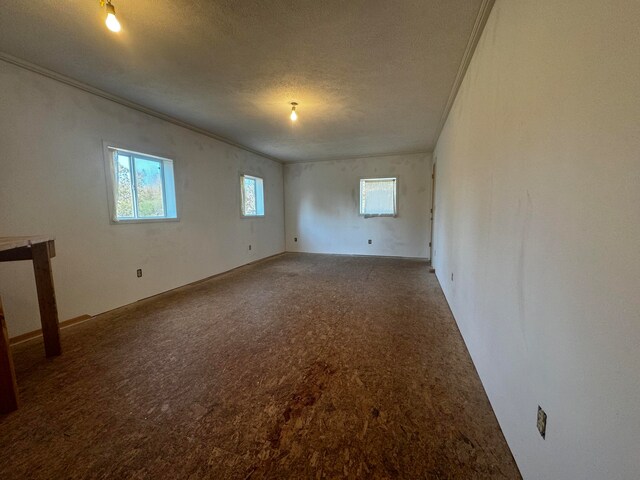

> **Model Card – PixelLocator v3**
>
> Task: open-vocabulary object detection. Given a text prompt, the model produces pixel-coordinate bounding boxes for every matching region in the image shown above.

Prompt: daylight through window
[241,174,265,217]
[108,147,177,222]
[359,177,397,216]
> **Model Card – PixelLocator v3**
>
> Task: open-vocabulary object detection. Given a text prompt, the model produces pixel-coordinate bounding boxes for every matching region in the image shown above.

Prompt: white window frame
[359,177,398,217]
[240,173,265,218]
[103,142,179,224]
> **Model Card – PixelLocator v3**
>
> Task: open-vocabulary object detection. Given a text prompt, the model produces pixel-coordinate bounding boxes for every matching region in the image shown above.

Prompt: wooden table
[0,236,61,413]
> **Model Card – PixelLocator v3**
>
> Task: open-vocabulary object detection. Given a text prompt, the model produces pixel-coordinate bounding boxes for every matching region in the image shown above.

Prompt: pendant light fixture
[101,0,121,32]
[290,102,298,122]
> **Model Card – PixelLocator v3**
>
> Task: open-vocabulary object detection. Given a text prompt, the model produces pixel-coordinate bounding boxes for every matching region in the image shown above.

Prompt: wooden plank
[0,246,33,262]
[0,296,19,413]
[31,241,62,357]
[0,236,54,253]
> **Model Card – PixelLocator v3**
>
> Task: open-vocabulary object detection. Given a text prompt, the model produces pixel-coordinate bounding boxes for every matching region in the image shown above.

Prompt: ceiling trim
[432,0,495,147]
[284,150,432,165]
[0,52,284,164]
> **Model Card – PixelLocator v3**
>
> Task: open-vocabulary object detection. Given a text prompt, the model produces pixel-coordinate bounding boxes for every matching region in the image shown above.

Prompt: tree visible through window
[241,174,265,217]
[107,147,177,222]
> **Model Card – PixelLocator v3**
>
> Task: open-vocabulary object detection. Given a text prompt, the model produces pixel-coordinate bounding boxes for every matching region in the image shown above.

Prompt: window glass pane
[163,161,177,218]
[108,147,177,222]
[255,177,265,216]
[134,157,165,218]
[360,178,396,215]
[243,176,257,216]
[115,154,135,219]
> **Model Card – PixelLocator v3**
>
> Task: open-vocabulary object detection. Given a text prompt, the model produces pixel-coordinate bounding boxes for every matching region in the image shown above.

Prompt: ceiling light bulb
[290,102,298,122]
[105,3,121,32]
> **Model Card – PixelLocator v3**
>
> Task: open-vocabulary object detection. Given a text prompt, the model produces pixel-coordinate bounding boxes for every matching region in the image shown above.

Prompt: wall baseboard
[285,251,430,263]
[9,252,286,346]
[10,251,430,346]
[10,314,92,345]
[125,251,287,305]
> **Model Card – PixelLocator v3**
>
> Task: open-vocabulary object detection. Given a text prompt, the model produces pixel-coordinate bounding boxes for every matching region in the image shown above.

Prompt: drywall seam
[0,52,284,165]
[432,0,496,146]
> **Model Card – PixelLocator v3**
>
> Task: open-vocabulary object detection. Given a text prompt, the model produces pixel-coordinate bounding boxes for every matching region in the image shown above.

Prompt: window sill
[110,217,180,225]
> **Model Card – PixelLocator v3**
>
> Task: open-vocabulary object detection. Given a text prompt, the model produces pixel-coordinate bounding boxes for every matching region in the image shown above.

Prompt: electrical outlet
[451,272,454,281]
[368,239,372,244]
[294,237,298,242]
[537,406,547,439]
[249,245,252,251]
[137,269,142,278]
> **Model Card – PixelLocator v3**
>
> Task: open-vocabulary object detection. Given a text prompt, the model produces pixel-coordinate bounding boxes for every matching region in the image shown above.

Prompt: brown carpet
[0,253,521,479]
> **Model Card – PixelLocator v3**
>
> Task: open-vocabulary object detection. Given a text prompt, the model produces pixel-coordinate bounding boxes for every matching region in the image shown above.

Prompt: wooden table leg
[0,296,19,413]
[31,241,62,357]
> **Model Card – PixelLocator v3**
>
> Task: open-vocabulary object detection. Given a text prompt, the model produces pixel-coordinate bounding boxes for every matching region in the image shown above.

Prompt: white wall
[284,153,431,258]
[0,61,285,337]
[432,1,640,479]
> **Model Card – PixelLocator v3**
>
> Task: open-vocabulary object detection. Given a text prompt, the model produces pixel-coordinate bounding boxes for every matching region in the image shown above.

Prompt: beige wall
[284,153,431,258]
[0,61,285,337]
[433,0,640,478]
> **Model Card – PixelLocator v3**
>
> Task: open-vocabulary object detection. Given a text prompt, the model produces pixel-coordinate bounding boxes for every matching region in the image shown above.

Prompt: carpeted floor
[0,253,521,479]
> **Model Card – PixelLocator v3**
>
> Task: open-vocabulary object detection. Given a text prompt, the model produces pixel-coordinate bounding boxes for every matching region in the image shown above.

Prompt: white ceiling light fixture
[101,0,121,32]
[290,102,298,122]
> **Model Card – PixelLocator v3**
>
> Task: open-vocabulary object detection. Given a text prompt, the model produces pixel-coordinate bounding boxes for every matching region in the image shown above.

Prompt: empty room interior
[0,1,638,479]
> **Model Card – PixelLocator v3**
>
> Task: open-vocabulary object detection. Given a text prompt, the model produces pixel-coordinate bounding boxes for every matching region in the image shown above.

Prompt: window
[240,174,265,217]
[106,146,177,222]
[359,177,397,216]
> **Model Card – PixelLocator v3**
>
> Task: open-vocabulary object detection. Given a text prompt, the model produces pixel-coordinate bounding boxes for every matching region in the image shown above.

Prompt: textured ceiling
[0,0,483,162]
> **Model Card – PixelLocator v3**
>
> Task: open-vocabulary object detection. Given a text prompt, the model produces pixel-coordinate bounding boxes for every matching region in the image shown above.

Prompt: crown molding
[284,150,432,165]
[432,0,495,147]
[0,52,284,164]
[2,0,495,167]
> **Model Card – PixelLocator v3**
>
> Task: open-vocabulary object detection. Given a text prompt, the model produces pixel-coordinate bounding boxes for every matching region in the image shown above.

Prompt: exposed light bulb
[105,2,121,32]
[290,102,298,122]
[106,13,121,32]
